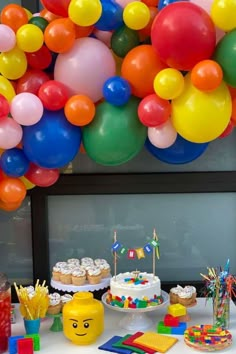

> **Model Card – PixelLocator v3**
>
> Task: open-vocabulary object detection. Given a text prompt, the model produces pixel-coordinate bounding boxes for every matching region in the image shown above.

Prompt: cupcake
[178,289,193,306]
[81,257,94,266]
[61,294,73,309]
[60,266,72,285]
[99,262,111,278]
[185,285,197,302]
[94,258,107,266]
[87,266,102,285]
[169,285,183,304]
[67,258,80,267]
[52,265,61,281]
[55,261,67,268]
[47,293,62,315]
[72,268,86,286]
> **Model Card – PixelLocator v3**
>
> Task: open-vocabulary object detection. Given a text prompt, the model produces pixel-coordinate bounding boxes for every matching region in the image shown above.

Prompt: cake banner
[111,239,160,260]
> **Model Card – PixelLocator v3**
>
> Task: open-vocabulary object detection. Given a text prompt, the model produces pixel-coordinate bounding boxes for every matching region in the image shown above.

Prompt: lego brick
[17,338,34,354]
[157,321,172,334]
[8,336,24,354]
[164,314,179,327]
[171,322,187,335]
[25,333,40,351]
[168,304,187,317]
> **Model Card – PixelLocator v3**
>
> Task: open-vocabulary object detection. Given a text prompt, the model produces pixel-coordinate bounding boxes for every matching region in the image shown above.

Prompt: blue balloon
[103,76,131,106]
[95,0,123,31]
[0,148,30,177]
[158,0,188,11]
[145,135,208,164]
[23,110,82,169]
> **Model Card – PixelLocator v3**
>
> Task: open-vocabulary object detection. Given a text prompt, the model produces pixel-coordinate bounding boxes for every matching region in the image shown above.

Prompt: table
[11,298,236,353]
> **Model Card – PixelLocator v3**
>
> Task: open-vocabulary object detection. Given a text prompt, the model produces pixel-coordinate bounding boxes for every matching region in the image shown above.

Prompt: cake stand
[102,290,169,331]
[51,276,111,293]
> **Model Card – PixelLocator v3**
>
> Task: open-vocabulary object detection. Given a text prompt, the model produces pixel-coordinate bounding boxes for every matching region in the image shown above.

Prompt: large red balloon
[40,0,70,17]
[25,163,59,187]
[151,2,216,71]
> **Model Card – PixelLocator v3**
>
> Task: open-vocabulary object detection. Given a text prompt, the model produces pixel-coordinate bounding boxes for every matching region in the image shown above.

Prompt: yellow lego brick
[143,296,148,301]
[167,304,187,317]
[124,299,129,308]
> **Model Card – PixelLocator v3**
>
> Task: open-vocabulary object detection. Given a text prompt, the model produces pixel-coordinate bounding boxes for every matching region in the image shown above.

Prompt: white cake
[106,271,163,308]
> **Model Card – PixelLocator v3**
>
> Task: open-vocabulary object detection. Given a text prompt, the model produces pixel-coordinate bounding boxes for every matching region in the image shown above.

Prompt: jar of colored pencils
[212,285,230,330]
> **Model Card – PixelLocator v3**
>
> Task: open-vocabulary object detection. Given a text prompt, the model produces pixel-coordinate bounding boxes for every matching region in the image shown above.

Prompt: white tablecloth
[10,298,236,353]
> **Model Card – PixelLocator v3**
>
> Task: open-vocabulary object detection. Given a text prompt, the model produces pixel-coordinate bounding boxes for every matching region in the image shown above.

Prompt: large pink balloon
[147,120,177,148]
[0,24,16,52]
[0,117,23,149]
[190,0,225,42]
[54,38,116,102]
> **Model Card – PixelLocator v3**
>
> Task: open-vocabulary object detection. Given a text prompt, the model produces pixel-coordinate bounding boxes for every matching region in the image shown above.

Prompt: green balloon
[111,25,140,58]
[29,16,49,32]
[82,97,147,166]
[213,30,236,87]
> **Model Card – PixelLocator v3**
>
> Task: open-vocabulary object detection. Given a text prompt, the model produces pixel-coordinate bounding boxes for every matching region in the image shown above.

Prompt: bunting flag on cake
[111,230,160,260]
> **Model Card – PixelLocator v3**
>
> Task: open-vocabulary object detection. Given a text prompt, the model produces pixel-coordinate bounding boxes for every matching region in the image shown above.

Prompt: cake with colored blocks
[106,271,163,308]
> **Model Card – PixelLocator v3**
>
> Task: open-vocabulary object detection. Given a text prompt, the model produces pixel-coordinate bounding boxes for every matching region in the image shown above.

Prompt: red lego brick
[164,314,179,327]
[17,338,33,354]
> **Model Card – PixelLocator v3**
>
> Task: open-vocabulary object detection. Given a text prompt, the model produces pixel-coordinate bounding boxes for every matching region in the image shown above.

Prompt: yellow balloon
[211,0,236,32]
[68,0,102,26]
[0,75,16,102]
[153,68,185,100]
[24,8,33,20]
[171,74,232,143]
[0,47,27,80]
[16,24,44,53]
[20,176,35,190]
[123,2,150,30]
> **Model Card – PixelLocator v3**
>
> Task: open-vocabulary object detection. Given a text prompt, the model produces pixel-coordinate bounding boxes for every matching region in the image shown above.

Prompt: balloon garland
[0,0,235,211]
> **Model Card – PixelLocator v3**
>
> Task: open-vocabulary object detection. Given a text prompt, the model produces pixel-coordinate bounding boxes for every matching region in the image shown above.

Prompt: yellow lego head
[63,292,104,345]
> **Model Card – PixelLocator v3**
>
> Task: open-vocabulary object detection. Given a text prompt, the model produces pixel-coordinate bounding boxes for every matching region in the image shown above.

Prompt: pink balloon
[0,24,16,52]
[10,93,44,126]
[147,120,177,148]
[115,0,141,8]
[94,29,112,48]
[54,38,116,102]
[190,0,225,42]
[0,117,23,149]
[25,163,59,187]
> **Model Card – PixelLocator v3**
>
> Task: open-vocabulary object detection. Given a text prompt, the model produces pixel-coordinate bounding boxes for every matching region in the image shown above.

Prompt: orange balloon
[0,200,22,212]
[0,178,26,204]
[142,0,158,6]
[0,4,28,33]
[191,60,223,92]
[139,6,158,38]
[64,95,96,126]
[121,45,166,98]
[74,24,94,39]
[44,18,76,53]
[40,9,61,22]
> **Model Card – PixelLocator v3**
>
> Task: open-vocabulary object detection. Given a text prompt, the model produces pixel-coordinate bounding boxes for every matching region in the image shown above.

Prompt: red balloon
[138,94,171,127]
[219,120,234,138]
[40,0,70,17]
[0,94,10,119]
[16,69,50,95]
[26,45,52,70]
[25,163,59,187]
[38,80,69,110]
[151,2,216,71]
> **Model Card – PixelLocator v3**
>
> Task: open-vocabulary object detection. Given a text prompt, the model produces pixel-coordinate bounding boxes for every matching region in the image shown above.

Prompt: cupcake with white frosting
[81,257,94,266]
[178,289,193,306]
[52,265,62,282]
[185,285,197,302]
[72,268,86,286]
[87,266,102,284]
[55,261,67,268]
[98,262,111,278]
[60,266,72,284]
[61,294,73,309]
[47,293,61,314]
[170,285,183,304]
[67,258,80,267]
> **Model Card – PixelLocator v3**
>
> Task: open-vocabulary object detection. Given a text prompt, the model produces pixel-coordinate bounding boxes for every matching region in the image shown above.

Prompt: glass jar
[213,291,230,330]
[0,273,11,353]
[63,292,104,345]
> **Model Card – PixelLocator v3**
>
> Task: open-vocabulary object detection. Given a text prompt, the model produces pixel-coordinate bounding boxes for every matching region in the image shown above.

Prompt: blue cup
[24,318,41,334]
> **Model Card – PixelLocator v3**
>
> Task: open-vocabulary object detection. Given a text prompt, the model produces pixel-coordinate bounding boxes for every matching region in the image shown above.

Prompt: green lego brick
[25,333,40,351]
[137,300,148,308]
[157,321,172,334]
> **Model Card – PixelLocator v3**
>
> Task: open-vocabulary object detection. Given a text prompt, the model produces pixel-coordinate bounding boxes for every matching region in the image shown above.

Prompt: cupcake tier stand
[51,276,111,292]
[102,290,169,331]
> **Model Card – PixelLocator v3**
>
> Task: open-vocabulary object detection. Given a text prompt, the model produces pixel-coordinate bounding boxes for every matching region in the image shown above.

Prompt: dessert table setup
[11,297,236,353]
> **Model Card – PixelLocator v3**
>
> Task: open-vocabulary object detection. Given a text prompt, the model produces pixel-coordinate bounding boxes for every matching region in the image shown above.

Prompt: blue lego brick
[9,335,24,354]
[171,322,187,335]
